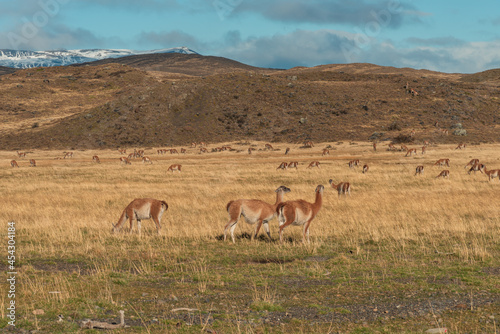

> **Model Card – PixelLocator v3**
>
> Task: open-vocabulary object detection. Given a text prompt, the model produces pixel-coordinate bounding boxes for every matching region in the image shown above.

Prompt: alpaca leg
[253,220,263,240]
[224,219,238,243]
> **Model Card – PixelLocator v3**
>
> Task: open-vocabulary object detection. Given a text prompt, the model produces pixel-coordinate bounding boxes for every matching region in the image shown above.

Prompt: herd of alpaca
[10,142,499,243]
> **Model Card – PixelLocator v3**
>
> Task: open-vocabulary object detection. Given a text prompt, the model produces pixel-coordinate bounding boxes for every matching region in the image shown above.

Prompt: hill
[0,55,499,150]
[73,52,270,77]
[0,47,198,68]
[0,66,17,76]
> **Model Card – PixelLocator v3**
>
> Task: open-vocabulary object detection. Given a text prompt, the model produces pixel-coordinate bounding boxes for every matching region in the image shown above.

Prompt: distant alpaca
[276,162,288,170]
[436,170,450,179]
[167,164,182,172]
[329,179,351,198]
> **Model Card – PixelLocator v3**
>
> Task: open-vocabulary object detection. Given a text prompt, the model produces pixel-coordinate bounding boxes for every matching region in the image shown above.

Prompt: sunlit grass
[1,141,499,332]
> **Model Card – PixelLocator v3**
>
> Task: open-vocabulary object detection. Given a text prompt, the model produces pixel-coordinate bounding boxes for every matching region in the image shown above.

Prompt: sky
[0,0,499,73]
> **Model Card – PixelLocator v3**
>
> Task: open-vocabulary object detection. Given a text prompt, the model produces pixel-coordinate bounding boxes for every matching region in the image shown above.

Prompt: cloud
[235,0,427,28]
[222,29,361,69]
[80,0,179,11]
[217,29,500,73]
[406,36,466,47]
[0,23,120,50]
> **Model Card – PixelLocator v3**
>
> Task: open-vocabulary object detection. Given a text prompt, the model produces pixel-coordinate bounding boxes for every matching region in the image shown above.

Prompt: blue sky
[1,0,499,73]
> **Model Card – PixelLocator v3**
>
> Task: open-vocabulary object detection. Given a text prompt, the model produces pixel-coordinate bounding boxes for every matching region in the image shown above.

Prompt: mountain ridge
[0,53,499,149]
[0,47,198,68]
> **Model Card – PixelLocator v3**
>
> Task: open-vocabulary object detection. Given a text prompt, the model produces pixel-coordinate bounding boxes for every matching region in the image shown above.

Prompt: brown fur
[329,180,351,197]
[307,161,320,169]
[468,163,484,175]
[348,159,360,168]
[436,170,450,179]
[10,160,19,168]
[434,159,450,167]
[465,159,479,169]
[29,159,36,167]
[120,157,131,165]
[415,165,424,176]
[277,185,324,243]
[484,167,500,181]
[276,162,288,170]
[224,186,291,243]
[167,164,182,172]
[405,148,417,157]
[112,198,168,234]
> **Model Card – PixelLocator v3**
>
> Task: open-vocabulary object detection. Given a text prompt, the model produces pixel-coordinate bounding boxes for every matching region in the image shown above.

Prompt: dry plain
[0,141,499,333]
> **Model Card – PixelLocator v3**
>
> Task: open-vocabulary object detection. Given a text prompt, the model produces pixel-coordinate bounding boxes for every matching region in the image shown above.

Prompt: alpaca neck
[313,190,323,212]
[274,191,284,207]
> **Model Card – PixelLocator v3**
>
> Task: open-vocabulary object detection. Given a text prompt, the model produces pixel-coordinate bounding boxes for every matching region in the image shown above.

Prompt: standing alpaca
[224,186,291,243]
[329,179,351,198]
[277,185,324,243]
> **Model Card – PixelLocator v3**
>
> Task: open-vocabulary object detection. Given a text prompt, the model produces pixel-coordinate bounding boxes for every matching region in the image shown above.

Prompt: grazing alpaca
[112,198,168,235]
[276,162,288,170]
[468,163,484,175]
[307,161,320,169]
[328,180,351,198]
[224,186,291,243]
[434,159,450,167]
[464,159,479,169]
[120,157,131,165]
[415,165,424,176]
[348,160,360,168]
[277,185,324,243]
[436,170,450,179]
[10,160,19,168]
[167,164,181,172]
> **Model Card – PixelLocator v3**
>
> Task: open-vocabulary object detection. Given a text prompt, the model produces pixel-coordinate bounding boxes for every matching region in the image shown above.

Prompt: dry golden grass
[2,142,499,258]
[1,141,499,332]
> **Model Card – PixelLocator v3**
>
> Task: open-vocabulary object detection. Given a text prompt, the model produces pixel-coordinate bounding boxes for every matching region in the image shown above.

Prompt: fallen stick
[171,308,199,313]
[80,310,128,329]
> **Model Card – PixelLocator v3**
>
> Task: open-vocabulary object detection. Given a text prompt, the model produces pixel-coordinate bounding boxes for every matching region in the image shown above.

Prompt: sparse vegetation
[1,142,499,333]
[1,60,500,149]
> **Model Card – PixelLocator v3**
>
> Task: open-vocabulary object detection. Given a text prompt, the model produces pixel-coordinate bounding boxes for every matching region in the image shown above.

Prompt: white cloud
[217,29,500,73]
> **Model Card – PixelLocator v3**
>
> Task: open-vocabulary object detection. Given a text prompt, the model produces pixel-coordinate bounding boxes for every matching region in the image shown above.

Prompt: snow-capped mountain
[0,47,198,68]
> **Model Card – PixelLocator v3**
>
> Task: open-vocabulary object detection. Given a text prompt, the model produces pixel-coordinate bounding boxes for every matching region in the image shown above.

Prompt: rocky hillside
[0,54,499,150]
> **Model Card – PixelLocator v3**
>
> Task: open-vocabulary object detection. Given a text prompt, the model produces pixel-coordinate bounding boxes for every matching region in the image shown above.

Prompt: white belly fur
[292,208,312,226]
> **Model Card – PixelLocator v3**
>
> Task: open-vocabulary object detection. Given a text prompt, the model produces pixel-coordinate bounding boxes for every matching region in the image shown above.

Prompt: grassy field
[1,141,499,333]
